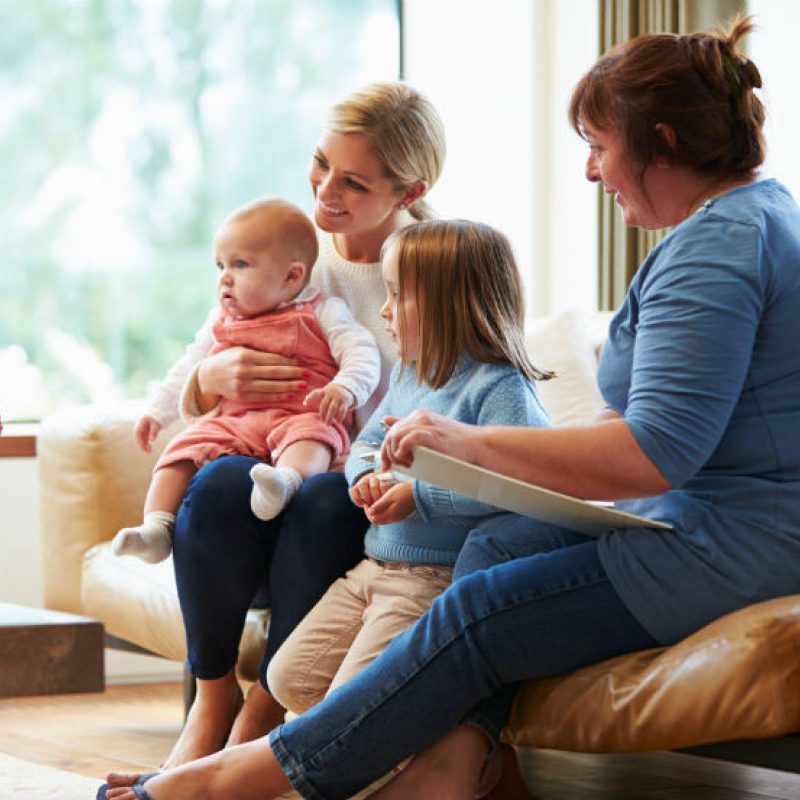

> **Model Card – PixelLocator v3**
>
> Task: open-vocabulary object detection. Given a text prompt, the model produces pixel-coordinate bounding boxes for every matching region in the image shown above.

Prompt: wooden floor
[0,682,182,778]
[0,682,799,798]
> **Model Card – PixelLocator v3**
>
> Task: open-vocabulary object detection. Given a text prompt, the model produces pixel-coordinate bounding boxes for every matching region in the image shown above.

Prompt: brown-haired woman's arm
[380,411,670,502]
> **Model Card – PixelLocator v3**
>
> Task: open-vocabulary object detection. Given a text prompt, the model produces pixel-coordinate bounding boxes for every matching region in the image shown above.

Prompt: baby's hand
[365,482,416,525]
[134,415,163,453]
[350,472,395,508]
[304,383,355,424]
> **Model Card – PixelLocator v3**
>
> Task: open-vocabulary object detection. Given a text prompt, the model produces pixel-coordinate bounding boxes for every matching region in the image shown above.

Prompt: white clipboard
[362,445,672,537]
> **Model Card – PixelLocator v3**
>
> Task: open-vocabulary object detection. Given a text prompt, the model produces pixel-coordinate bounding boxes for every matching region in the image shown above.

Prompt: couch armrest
[38,403,179,614]
[504,593,800,752]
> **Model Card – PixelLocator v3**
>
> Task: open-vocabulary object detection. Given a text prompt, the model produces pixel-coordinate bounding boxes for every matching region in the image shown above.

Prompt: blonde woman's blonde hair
[384,220,553,389]
[328,81,445,221]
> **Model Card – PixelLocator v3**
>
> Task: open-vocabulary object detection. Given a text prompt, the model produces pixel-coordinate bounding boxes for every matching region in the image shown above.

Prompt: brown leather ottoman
[0,602,104,696]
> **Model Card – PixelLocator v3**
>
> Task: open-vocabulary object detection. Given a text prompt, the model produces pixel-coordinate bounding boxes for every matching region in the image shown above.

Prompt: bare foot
[482,745,539,800]
[104,738,293,800]
[161,670,244,770]
[226,681,286,747]
[369,725,487,800]
[105,772,144,788]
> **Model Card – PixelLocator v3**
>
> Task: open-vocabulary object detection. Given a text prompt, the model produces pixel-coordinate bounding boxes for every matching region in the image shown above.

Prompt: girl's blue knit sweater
[345,356,550,566]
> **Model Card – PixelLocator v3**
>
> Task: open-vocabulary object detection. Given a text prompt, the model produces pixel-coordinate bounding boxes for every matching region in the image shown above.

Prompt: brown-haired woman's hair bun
[722,52,762,119]
[569,13,765,180]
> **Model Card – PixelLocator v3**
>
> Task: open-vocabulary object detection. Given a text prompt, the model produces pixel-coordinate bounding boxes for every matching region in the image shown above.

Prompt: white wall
[0,458,44,607]
[403,0,599,317]
[749,1,800,203]
[0,455,181,684]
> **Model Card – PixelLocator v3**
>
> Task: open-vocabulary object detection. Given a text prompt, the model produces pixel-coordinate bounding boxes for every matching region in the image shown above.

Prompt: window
[1,0,398,422]
[403,0,599,317]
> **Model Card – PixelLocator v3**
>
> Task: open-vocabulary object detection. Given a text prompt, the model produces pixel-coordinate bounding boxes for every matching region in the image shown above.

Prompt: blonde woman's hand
[380,411,478,471]
[364,482,416,525]
[134,415,162,453]
[197,346,306,405]
[304,383,355,424]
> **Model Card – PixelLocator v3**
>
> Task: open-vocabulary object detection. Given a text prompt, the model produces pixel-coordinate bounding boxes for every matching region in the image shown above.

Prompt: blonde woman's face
[309,130,406,239]
[379,242,419,360]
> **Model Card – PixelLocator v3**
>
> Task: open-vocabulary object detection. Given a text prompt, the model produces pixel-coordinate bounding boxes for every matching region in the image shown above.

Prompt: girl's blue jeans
[173,456,368,688]
[269,513,661,800]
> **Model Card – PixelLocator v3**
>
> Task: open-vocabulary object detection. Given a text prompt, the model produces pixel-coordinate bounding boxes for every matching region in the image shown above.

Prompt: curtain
[596,0,747,310]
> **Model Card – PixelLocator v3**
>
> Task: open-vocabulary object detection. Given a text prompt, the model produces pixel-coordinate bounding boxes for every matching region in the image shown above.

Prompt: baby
[112,198,380,563]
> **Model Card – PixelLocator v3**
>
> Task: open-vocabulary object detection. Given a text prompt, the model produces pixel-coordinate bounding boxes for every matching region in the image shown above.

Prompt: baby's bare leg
[250,440,333,521]
[144,461,198,514]
[112,461,196,563]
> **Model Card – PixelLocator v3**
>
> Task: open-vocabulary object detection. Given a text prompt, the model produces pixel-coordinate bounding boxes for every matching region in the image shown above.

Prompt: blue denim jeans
[270,513,660,800]
[173,456,368,687]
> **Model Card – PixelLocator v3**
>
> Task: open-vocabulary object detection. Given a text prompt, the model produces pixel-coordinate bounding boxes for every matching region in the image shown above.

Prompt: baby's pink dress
[155,296,349,471]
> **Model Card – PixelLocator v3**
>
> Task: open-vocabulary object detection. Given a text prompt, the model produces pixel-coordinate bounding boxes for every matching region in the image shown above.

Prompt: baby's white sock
[250,464,303,521]
[111,511,176,563]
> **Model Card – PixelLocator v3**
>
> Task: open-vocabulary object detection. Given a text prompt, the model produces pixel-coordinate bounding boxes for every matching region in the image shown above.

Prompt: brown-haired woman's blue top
[597,179,800,643]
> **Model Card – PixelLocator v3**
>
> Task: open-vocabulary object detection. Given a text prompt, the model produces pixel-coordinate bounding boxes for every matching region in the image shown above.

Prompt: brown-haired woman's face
[583,121,661,229]
[309,130,405,238]
[379,242,419,361]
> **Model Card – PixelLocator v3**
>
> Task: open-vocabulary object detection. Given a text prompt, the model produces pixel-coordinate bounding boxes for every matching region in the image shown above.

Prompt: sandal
[96,774,158,800]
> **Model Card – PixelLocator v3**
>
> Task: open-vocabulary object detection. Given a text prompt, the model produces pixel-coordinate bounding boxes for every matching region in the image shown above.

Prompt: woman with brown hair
[100,17,800,800]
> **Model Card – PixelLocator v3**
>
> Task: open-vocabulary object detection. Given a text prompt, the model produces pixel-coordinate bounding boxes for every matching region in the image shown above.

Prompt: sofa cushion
[504,593,800,751]
[38,402,268,678]
[82,541,268,679]
[82,544,186,660]
[38,402,176,613]
[525,310,610,427]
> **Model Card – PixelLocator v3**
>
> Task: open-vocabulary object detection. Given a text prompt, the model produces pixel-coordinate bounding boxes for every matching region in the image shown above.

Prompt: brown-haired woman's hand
[196,346,307,406]
[379,411,477,471]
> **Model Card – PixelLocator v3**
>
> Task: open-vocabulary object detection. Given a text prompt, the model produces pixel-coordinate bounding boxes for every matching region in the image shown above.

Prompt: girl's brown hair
[569,15,765,179]
[328,82,445,221]
[384,220,553,389]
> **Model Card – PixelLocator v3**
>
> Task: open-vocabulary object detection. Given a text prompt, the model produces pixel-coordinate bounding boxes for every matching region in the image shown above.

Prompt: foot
[226,682,287,746]
[161,672,244,770]
[105,772,154,789]
[103,738,293,800]
[250,464,301,520]
[481,745,538,800]
[111,511,175,563]
[369,725,486,800]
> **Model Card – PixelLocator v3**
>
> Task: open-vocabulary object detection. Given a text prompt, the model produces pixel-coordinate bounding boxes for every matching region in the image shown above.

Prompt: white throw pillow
[525,310,608,427]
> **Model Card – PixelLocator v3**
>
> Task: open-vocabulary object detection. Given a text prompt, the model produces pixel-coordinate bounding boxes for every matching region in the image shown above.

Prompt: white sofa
[37,309,800,759]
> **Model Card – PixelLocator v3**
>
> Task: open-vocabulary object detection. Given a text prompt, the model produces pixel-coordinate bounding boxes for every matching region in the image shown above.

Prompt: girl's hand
[350,472,395,507]
[304,383,355,424]
[365,482,416,525]
[380,411,478,471]
[197,347,306,405]
[134,415,162,453]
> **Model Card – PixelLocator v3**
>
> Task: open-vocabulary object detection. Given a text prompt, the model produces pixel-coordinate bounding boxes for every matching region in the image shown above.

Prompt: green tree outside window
[0,0,398,421]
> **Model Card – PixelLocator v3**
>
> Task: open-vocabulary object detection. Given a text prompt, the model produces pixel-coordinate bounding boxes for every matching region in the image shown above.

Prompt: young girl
[266,218,553,715]
[112,197,380,563]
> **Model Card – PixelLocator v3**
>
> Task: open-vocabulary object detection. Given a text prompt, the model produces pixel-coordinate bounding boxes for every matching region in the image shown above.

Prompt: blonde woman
[109,82,446,779]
